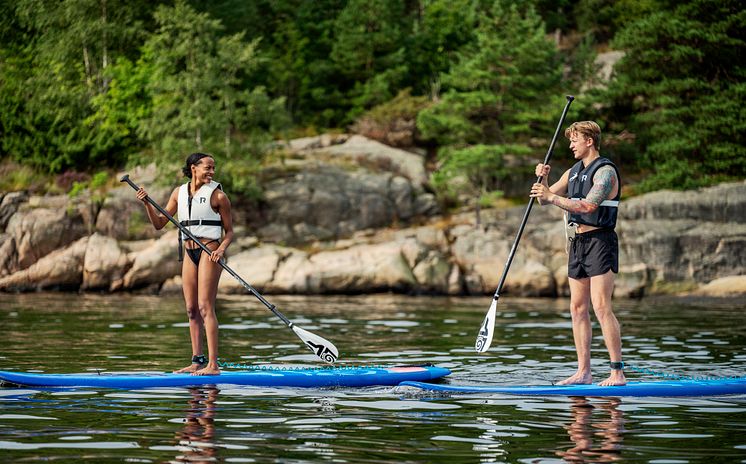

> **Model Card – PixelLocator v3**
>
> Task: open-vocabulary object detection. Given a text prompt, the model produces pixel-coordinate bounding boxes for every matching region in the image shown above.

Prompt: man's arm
[547,166,617,213]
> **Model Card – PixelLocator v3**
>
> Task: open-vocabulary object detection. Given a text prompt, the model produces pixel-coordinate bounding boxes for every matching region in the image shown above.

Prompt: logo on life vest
[581,174,588,182]
[199,197,206,203]
[569,173,578,182]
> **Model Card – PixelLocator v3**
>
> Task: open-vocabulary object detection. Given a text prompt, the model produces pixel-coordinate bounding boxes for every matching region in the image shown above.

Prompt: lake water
[1,292,745,462]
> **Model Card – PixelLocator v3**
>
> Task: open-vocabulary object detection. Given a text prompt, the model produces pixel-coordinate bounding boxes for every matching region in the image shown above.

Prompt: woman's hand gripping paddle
[121,175,339,364]
[475,95,575,353]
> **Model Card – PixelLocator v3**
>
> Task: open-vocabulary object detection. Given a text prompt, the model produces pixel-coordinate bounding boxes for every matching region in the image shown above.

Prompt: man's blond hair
[564,121,601,150]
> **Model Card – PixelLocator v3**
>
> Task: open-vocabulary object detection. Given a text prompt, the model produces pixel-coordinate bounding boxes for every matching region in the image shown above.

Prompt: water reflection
[1,293,745,462]
[174,387,219,463]
[556,397,624,463]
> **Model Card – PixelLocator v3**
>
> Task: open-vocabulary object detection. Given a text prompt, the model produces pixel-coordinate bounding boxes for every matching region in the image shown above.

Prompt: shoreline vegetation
[1,2,743,296]
[1,135,744,298]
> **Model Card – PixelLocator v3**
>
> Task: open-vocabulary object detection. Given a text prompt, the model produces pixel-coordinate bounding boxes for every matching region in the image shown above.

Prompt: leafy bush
[0,162,49,193]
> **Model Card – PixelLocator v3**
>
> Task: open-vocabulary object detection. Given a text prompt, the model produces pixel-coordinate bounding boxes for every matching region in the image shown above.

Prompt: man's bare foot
[193,364,220,376]
[557,372,593,385]
[173,364,201,374]
[598,371,626,386]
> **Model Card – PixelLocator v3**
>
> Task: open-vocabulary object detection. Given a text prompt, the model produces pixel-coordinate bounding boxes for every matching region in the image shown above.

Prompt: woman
[135,153,234,375]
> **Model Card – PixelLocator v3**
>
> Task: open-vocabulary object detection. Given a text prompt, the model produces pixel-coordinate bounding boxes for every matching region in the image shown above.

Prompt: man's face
[568,132,593,159]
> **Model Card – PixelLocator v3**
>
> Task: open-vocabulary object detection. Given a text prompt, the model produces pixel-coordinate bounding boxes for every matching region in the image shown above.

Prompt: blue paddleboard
[400,377,746,397]
[0,365,450,389]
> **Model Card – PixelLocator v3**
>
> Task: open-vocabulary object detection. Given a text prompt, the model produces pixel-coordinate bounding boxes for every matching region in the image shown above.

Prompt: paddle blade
[292,325,339,364]
[475,299,497,353]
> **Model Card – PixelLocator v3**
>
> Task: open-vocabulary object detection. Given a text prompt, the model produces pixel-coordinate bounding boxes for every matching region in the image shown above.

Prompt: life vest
[177,181,223,241]
[566,157,620,229]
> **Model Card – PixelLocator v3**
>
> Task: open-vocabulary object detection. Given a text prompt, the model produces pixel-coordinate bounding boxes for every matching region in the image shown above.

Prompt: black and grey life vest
[566,157,620,229]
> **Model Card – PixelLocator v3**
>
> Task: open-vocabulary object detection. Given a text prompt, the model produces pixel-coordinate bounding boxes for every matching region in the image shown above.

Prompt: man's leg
[558,277,593,385]
[590,270,626,386]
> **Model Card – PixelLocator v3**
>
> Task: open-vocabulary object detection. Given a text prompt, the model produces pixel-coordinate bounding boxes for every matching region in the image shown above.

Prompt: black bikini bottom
[184,240,219,266]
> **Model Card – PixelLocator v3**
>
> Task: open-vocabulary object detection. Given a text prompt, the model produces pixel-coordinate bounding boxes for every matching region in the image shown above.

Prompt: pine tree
[606,0,746,191]
[417,0,563,219]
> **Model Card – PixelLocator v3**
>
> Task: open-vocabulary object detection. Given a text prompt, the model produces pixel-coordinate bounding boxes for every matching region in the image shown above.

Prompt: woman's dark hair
[182,152,212,178]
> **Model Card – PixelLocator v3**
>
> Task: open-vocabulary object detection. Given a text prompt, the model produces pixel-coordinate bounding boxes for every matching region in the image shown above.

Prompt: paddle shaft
[120,175,292,327]
[491,95,574,301]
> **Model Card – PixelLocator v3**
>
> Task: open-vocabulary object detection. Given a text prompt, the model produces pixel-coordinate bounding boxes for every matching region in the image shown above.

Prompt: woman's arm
[137,187,178,230]
[209,190,233,263]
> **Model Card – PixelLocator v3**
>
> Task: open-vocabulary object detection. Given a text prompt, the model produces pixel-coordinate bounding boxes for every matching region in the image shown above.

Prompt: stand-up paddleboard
[0,365,450,389]
[399,377,746,397]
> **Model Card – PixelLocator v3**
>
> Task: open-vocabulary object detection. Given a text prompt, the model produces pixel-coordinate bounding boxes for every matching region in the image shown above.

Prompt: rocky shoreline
[1,135,744,298]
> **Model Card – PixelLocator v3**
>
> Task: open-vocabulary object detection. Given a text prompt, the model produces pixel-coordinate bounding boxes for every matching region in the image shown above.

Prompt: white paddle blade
[293,325,339,364]
[475,299,497,353]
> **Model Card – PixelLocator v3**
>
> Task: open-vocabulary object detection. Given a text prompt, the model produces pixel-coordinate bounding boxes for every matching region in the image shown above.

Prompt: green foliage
[421,0,565,207]
[417,1,563,146]
[86,57,153,162]
[218,158,264,201]
[0,162,49,192]
[67,170,110,197]
[330,0,410,121]
[432,143,531,202]
[574,0,664,42]
[364,89,430,124]
[406,0,477,98]
[0,0,152,172]
[352,88,431,142]
[133,0,290,189]
[0,0,742,198]
[606,0,746,192]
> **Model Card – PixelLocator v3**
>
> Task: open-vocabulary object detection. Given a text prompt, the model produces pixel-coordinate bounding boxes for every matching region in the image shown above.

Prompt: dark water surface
[1,292,745,462]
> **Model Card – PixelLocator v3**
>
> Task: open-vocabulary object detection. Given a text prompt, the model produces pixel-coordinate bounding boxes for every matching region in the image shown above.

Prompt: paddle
[475,95,575,353]
[121,174,339,364]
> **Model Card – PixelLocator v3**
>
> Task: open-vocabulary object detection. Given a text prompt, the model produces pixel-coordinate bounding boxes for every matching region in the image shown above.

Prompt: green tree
[137,1,287,160]
[432,144,531,226]
[606,0,746,191]
[418,0,564,216]
[418,1,563,146]
[407,0,477,99]
[330,0,411,121]
[0,0,154,172]
[86,56,153,164]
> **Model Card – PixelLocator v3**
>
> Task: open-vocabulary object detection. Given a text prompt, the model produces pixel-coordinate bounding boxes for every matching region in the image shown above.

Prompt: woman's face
[192,157,215,184]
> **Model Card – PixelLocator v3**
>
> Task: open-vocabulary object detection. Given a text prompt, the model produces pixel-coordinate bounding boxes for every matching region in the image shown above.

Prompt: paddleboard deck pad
[0,365,450,389]
[400,377,746,397]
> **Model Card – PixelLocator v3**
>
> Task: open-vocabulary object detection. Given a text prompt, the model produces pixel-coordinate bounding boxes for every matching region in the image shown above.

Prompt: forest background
[0,0,744,207]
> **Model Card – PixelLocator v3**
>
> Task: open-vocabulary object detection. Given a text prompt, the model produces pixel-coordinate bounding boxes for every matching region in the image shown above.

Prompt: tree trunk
[475,194,481,228]
[101,0,109,91]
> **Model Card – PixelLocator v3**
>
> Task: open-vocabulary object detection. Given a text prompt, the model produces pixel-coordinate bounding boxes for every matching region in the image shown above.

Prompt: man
[529,121,625,386]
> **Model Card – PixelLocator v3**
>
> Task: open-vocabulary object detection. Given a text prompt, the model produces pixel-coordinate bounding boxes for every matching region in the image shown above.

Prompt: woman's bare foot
[557,371,593,385]
[193,364,220,376]
[173,363,201,374]
[598,371,626,386]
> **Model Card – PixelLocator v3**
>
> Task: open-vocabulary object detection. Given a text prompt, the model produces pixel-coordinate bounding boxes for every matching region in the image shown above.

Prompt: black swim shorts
[567,228,619,279]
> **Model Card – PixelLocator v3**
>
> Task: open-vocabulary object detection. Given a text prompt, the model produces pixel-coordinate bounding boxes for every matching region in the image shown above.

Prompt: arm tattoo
[549,195,597,214]
[549,166,617,214]
[585,166,616,206]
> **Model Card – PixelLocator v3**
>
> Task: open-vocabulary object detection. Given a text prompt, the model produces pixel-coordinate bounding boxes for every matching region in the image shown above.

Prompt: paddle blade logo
[305,340,339,364]
[475,299,497,353]
[293,325,339,364]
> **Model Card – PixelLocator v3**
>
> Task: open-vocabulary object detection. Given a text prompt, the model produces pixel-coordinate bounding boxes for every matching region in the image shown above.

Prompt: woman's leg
[194,243,223,376]
[174,255,205,373]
